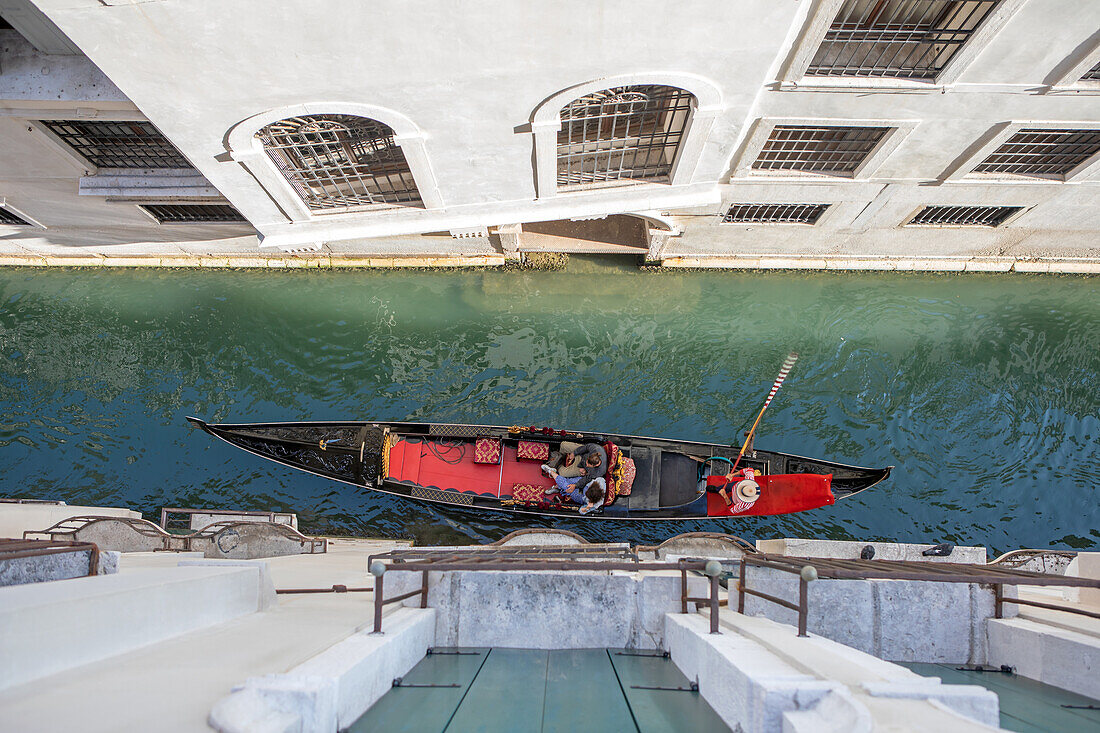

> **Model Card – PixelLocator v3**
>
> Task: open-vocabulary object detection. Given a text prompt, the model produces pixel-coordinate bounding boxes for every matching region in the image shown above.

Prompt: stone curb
[661,256,1100,274]
[0,255,507,269]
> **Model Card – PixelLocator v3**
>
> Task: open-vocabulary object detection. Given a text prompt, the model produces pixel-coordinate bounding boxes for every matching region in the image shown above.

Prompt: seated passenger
[578,479,606,515]
[546,472,606,515]
[543,441,607,479]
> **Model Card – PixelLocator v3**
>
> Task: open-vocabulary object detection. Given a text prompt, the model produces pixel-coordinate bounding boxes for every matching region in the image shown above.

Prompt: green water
[0,260,1096,550]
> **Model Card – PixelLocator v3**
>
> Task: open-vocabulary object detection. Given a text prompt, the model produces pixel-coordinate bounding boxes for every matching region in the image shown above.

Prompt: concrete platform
[0,564,268,690]
[0,538,411,733]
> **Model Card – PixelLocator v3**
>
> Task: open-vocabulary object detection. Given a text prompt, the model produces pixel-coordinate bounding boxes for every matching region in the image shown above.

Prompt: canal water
[1,260,1096,552]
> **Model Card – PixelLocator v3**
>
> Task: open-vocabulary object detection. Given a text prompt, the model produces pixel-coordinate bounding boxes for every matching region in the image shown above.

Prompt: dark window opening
[0,207,33,226]
[722,204,830,224]
[39,120,191,169]
[557,85,695,187]
[752,125,890,174]
[139,203,248,224]
[807,0,1001,80]
[974,129,1100,178]
[256,115,422,212]
[907,205,1022,226]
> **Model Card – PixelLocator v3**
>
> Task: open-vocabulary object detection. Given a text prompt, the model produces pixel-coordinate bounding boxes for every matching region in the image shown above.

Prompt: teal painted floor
[346,648,729,732]
[901,663,1100,733]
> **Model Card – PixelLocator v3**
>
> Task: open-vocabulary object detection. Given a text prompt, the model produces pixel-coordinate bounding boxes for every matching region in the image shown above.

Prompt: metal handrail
[736,553,1100,637]
[368,553,723,635]
[23,515,172,544]
[186,521,326,553]
[159,507,296,531]
[0,538,101,576]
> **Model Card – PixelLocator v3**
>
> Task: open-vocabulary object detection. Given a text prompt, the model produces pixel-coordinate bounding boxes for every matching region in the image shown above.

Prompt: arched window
[556,85,695,188]
[256,115,422,211]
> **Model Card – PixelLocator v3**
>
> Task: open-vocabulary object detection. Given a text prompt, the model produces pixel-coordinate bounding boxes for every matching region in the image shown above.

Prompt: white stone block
[0,566,264,690]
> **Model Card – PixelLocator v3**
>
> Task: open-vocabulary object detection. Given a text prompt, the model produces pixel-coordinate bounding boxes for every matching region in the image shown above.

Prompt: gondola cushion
[516,440,550,462]
[510,483,546,503]
[619,457,636,496]
[603,442,622,504]
[473,437,502,464]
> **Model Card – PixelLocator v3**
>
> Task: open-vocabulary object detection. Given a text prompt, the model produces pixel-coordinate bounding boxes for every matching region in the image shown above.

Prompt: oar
[731,352,799,472]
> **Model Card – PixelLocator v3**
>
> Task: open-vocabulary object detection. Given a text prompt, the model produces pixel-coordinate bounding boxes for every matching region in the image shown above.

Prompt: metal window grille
[1082,60,1100,82]
[257,115,422,211]
[0,207,32,226]
[139,203,248,224]
[557,85,695,187]
[974,129,1100,177]
[39,120,191,169]
[752,125,889,174]
[907,205,1022,226]
[807,0,1000,80]
[722,204,829,224]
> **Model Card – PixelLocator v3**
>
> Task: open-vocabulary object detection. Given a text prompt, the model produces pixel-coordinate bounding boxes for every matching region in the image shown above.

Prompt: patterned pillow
[473,437,502,464]
[619,457,636,496]
[516,440,550,462]
[603,442,623,504]
[511,483,547,503]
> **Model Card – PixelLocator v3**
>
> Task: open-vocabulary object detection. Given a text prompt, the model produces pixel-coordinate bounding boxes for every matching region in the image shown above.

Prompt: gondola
[185,417,891,520]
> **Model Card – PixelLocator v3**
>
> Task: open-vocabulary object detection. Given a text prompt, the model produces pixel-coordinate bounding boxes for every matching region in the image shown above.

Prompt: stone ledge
[208,607,434,733]
[659,255,1100,274]
[0,254,507,269]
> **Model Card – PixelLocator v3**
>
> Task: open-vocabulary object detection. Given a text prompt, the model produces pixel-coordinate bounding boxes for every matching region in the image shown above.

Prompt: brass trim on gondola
[410,486,473,506]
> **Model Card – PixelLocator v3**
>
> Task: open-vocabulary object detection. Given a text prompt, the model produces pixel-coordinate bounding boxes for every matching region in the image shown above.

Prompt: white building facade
[1,0,1098,268]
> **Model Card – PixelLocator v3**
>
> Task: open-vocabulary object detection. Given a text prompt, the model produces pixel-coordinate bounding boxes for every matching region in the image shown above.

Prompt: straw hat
[734,479,760,504]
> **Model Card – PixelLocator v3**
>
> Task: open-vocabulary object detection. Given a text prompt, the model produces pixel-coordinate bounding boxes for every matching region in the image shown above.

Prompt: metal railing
[159,507,296,532]
[737,554,1100,637]
[0,538,101,576]
[366,546,724,634]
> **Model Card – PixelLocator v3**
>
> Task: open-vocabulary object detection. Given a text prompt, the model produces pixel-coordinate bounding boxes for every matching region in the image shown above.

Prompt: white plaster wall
[7,0,1100,255]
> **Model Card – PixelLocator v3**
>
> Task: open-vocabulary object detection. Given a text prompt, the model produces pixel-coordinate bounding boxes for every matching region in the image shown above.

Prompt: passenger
[578,479,606,515]
[542,441,607,479]
[545,471,606,515]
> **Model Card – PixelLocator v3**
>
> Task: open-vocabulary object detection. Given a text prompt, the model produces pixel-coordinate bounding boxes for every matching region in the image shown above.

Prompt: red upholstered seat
[473,437,502,464]
[619,457,636,496]
[516,440,550,462]
[603,442,622,504]
[511,483,551,503]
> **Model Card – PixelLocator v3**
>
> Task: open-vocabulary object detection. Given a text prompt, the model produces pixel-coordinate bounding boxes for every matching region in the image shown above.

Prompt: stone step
[0,564,271,691]
[986,616,1100,700]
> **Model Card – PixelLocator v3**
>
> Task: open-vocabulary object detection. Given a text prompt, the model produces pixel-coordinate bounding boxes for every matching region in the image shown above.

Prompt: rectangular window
[722,204,829,225]
[40,120,191,169]
[973,129,1100,178]
[907,205,1022,227]
[807,0,1000,80]
[1083,61,1100,82]
[139,203,248,224]
[0,207,33,226]
[752,125,889,174]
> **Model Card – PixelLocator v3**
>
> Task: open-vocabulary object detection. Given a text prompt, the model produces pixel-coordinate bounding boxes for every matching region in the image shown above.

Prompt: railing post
[705,561,722,634]
[680,567,688,614]
[737,558,747,613]
[994,583,1003,619]
[798,565,817,638]
[421,570,429,608]
[370,560,386,634]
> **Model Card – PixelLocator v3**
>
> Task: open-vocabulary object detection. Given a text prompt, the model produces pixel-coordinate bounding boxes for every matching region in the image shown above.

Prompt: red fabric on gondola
[473,437,502,464]
[516,440,550,462]
[388,438,550,498]
[706,473,834,517]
